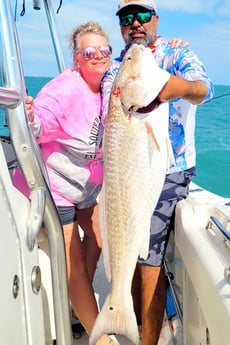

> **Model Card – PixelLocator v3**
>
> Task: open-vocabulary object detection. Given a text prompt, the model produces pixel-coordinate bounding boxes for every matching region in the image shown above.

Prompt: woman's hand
[25,96,34,122]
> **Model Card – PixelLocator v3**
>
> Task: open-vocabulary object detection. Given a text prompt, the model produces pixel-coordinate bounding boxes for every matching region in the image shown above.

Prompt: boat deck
[71,254,180,345]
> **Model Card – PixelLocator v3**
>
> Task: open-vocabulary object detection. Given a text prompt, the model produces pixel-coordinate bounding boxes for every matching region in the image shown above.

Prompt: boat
[0,1,230,345]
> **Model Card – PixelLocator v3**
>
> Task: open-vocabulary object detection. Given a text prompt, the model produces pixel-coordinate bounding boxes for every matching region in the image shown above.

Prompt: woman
[15,21,115,345]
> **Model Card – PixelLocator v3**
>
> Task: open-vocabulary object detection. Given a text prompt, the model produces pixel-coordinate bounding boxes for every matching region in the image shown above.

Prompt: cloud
[188,20,230,85]
[158,0,230,15]
[158,0,206,12]
[12,0,230,84]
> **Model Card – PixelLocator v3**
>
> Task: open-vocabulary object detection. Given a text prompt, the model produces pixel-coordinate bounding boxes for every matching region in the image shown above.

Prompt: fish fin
[89,293,139,345]
[99,184,111,281]
[145,121,160,152]
[166,134,175,168]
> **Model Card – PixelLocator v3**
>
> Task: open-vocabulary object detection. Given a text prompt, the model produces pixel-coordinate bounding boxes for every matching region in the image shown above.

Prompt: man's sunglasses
[76,45,112,60]
[119,11,156,27]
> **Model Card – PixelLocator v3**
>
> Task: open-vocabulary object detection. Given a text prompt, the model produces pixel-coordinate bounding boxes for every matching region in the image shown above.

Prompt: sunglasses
[119,11,156,26]
[76,45,112,60]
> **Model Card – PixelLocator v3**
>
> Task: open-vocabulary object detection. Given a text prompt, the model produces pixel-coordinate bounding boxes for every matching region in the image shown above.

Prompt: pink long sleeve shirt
[18,68,104,208]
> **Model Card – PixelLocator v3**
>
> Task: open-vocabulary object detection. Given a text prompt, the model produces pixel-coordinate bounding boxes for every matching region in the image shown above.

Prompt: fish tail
[89,294,139,345]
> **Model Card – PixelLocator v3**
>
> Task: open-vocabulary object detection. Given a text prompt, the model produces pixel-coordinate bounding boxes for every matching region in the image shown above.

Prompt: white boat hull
[172,182,230,345]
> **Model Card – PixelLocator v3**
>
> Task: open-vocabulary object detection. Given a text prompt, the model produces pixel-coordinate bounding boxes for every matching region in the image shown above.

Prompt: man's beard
[127,37,148,47]
[125,30,156,49]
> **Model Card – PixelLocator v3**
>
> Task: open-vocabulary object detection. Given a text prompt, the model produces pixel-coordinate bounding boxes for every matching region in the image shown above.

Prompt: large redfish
[90,44,173,345]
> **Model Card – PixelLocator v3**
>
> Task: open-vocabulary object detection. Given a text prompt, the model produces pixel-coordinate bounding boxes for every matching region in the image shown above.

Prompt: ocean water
[194,85,230,198]
[1,77,230,198]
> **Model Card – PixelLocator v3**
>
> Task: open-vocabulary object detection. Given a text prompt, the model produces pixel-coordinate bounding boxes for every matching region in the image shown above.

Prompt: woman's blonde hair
[68,21,109,52]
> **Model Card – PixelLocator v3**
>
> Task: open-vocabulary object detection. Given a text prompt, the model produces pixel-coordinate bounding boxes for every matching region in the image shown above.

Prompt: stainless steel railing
[0,1,72,344]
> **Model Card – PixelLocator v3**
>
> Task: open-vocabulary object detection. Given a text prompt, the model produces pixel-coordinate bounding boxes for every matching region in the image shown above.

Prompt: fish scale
[89,44,171,345]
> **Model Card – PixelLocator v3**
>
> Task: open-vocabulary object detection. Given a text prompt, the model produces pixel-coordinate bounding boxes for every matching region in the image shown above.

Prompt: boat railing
[0,1,72,344]
[207,216,230,244]
[206,215,230,284]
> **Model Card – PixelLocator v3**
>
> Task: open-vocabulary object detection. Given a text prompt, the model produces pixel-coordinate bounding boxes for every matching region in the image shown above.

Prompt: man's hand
[169,38,189,47]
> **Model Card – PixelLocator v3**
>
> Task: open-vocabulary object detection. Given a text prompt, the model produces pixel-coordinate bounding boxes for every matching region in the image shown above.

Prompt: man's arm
[157,44,214,105]
[157,76,208,105]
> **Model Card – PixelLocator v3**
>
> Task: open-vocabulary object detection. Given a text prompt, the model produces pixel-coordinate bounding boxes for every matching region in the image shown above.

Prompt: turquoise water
[1,77,230,197]
[194,85,230,198]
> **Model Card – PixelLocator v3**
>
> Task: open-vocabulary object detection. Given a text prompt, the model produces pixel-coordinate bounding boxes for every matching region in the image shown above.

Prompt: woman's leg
[64,204,116,345]
[77,202,101,282]
[63,220,99,334]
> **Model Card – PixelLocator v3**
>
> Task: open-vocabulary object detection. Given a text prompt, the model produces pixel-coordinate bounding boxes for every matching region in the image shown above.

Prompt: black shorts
[138,167,196,267]
[56,206,77,225]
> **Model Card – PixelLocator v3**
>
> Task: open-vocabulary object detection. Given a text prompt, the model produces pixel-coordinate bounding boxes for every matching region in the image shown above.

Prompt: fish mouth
[131,98,161,114]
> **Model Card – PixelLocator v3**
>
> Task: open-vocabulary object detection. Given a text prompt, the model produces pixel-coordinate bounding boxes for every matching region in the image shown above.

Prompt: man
[102,1,214,344]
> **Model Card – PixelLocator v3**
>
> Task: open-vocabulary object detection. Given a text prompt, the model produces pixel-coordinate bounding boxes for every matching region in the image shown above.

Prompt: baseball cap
[116,0,157,15]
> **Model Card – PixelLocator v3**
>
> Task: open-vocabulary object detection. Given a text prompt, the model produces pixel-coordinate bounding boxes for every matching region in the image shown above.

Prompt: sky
[12,0,230,85]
